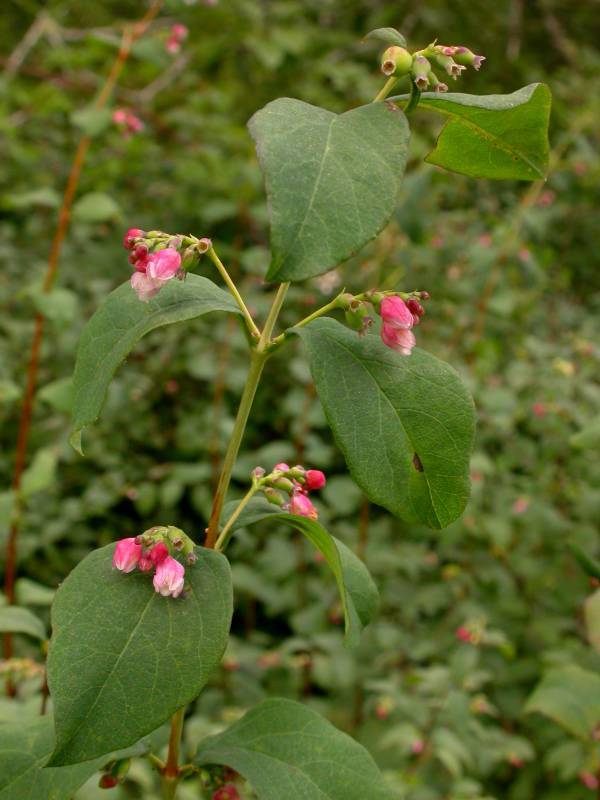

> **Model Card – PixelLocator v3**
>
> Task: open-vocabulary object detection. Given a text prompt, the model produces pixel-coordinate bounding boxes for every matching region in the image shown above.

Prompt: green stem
[404,80,421,114]
[161,707,185,799]
[373,75,399,102]
[204,283,289,548]
[207,247,261,340]
[268,291,343,352]
[215,485,259,552]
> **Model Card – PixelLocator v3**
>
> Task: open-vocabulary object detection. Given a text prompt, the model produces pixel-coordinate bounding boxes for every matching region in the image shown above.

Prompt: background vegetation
[1,1,599,797]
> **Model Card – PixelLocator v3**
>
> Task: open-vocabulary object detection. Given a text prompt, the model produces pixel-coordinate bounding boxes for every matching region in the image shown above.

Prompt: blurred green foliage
[1,0,599,798]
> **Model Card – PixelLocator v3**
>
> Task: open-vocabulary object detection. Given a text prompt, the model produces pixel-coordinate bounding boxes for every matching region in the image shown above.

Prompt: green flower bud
[381,46,413,77]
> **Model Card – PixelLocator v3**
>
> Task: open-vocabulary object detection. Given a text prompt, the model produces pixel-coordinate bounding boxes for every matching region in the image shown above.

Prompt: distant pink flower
[150,542,170,565]
[305,469,326,491]
[153,556,185,598]
[172,23,189,39]
[113,108,144,137]
[580,772,599,790]
[166,23,189,54]
[112,537,142,573]
[411,739,425,754]
[285,491,318,520]
[455,626,473,643]
[532,402,546,418]
[478,233,492,247]
[512,497,529,515]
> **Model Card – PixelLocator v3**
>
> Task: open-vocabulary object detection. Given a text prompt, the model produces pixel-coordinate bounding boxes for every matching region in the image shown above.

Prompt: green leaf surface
[570,417,600,449]
[47,544,232,766]
[72,192,121,223]
[585,590,600,655]
[20,448,57,498]
[224,498,378,644]
[249,98,409,282]
[364,27,407,48]
[0,606,46,641]
[195,698,392,799]
[296,319,475,529]
[392,84,551,180]
[70,275,241,452]
[525,666,600,739]
[0,716,150,800]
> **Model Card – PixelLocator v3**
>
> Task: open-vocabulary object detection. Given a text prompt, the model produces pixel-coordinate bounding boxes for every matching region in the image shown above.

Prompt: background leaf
[70,275,241,452]
[0,716,152,800]
[364,27,407,47]
[249,98,409,282]
[195,698,392,799]
[525,666,600,739]
[47,544,232,766]
[296,318,475,529]
[225,498,379,643]
[0,606,46,641]
[585,590,600,655]
[393,84,551,180]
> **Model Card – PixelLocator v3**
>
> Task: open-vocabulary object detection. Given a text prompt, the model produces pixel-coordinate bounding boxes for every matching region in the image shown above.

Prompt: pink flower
[113,109,127,125]
[153,556,185,598]
[112,537,142,573]
[124,228,144,250]
[274,462,291,473]
[305,469,326,491]
[171,23,189,40]
[150,542,170,565]
[381,324,416,356]
[580,772,599,790]
[131,271,162,302]
[113,109,144,137]
[512,497,529,515]
[455,626,472,643]
[147,248,182,281]
[138,555,153,572]
[411,739,425,754]
[380,296,414,330]
[285,491,318,520]
[532,402,546,418]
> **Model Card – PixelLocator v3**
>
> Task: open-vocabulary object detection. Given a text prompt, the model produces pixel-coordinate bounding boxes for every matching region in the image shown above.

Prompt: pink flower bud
[171,23,189,40]
[411,739,425,754]
[99,774,119,788]
[138,555,153,572]
[406,298,425,325]
[380,296,414,330]
[532,402,546,418]
[150,542,170,565]
[123,228,144,250]
[305,470,326,491]
[153,556,185,598]
[285,491,318,520]
[112,109,127,125]
[212,786,240,800]
[580,772,599,790]
[274,462,291,473]
[112,537,142,573]
[381,324,416,356]
[455,626,472,643]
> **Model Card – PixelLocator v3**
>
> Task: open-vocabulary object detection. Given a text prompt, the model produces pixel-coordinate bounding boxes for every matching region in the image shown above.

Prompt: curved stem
[404,81,421,114]
[215,485,259,552]
[373,75,399,102]
[268,291,343,352]
[207,247,260,340]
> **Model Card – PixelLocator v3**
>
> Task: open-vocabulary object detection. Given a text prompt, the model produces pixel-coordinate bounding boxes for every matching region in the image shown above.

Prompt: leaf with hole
[249,98,409,282]
[195,698,393,799]
[296,318,475,529]
[47,544,232,766]
[70,275,241,453]
[392,83,551,180]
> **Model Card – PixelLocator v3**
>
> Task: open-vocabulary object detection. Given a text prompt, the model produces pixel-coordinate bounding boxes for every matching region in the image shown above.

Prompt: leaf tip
[69,429,84,456]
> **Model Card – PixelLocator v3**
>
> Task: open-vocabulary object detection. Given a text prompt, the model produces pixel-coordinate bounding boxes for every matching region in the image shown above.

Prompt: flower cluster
[253,463,327,521]
[112,526,197,598]
[381,42,485,93]
[112,108,144,137]
[124,228,211,302]
[166,23,189,54]
[341,290,429,356]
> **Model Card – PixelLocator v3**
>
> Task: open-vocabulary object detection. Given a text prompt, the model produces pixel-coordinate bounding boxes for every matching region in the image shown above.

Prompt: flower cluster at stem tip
[381,41,485,93]
[166,23,188,54]
[112,526,197,598]
[124,228,211,302]
[342,290,429,356]
[252,463,327,520]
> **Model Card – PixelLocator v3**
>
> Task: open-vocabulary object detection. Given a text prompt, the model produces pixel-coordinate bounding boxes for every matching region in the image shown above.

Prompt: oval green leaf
[195,698,393,799]
[364,27,407,48]
[0,606,46,641]
[70,275,241,452]
[296,318,475,529]
[224,498,378,644]
[0,716,152,800]
[47,544,232,766]
[525,666,600,740]
[249,98,410,282]
[392,83,551,180]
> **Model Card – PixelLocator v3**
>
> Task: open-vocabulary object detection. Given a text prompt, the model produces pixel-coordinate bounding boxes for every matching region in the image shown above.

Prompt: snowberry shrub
[13,26,550,800]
